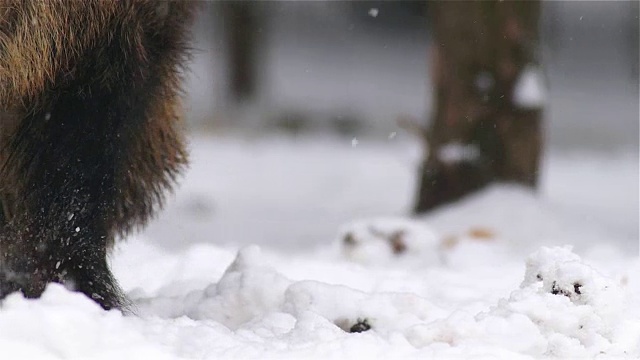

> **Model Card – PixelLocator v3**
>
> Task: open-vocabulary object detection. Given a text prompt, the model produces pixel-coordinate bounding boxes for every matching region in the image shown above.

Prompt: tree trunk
[222,1,260,104]
[414,0,543,213]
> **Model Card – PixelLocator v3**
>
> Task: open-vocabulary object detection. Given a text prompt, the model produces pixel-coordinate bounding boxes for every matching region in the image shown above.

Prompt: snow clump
[405,246,627,357]
[336,217,441,266]
[480,246,625,357]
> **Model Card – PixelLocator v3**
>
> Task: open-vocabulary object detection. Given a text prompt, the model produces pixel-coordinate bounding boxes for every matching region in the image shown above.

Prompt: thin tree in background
[222,1,260,104]
[414,0,543,213]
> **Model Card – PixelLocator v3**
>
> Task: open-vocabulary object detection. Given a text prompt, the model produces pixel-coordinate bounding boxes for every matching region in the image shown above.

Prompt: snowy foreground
[1,135,638,359]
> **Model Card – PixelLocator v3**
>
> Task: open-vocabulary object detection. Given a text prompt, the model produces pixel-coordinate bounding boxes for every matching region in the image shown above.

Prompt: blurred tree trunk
[414,0,543,213]
[222,1,260,104]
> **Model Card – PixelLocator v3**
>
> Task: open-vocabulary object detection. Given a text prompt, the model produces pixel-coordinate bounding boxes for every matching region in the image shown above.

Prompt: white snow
[336,217,441,266]
[514,65,546,109]
[0,134,637,359]
[438,142,481,164]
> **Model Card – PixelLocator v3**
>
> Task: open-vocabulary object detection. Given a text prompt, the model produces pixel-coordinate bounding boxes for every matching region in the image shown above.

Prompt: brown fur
[0,0,196,309]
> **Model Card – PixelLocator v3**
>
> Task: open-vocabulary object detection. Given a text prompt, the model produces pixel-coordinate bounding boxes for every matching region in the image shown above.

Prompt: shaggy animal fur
[0,0,195,310]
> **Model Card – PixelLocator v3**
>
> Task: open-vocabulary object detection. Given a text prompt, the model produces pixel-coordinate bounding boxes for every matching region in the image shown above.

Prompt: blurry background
[185,1,638,150]
[142,1,639,254]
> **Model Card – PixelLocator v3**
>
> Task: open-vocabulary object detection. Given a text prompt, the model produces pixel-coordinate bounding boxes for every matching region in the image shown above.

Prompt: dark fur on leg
[0,1,196,310]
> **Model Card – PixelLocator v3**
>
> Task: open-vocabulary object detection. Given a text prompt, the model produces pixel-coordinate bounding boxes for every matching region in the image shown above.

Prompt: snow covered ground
[1,134,638,359]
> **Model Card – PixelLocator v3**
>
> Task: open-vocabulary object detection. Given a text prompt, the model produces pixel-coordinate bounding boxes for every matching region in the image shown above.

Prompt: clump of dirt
[349,318,371,333]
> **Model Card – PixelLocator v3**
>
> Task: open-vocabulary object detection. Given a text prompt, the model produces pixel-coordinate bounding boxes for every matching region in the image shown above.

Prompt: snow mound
[421,184,635,255]
[406,246,628,357]
[335,217,441,266]
[482,246,625,357]
[179,246,444,336]
[185,246,292,328]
